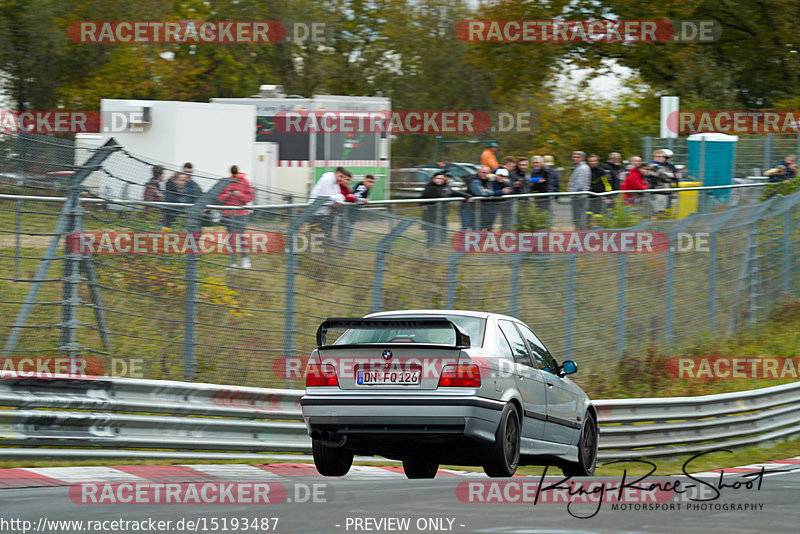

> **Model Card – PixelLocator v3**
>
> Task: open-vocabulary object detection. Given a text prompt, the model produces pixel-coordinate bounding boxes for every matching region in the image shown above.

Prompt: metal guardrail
[1,373,798,461]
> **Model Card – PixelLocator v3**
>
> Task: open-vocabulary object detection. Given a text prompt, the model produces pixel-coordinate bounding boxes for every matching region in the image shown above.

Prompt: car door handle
[546,382,554,388]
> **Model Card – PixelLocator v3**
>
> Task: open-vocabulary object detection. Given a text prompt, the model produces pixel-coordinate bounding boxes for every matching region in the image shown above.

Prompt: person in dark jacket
[143,165,165,221]
[588,154,613,217]
[603,152,622,191]
[529,156,552,213]
[486,168,513,230]
[511,157,530,194]
[163,171,203,228]
[421,169,470,246]
[466,166,491,230]
[542,155,561,192]
[775,155,796,179]
[603,152,622,208]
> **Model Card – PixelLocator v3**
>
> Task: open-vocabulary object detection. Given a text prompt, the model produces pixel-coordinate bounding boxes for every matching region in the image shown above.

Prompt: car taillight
[305,362,339,387]
[438,363,481,388]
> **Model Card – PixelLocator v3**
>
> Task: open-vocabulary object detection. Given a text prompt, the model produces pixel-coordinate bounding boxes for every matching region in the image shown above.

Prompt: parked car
[390,167,465,199]
[414,162,479,180]
[300,310,597,479]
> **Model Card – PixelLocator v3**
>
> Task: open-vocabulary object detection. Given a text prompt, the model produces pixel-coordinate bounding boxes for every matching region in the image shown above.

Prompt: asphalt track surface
[1,464,799,534]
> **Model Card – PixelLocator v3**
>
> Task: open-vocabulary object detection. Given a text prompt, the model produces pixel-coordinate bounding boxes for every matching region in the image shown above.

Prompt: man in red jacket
[218,165,255,269]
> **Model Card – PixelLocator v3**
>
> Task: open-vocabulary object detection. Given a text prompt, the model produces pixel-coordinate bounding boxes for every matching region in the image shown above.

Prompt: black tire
[312,438,354,477]
[561,412,598,477]
[482,403,520,477]
[402,459,439,479]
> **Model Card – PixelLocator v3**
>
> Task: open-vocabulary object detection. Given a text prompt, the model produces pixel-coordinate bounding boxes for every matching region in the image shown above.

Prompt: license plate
[357,369,421,385]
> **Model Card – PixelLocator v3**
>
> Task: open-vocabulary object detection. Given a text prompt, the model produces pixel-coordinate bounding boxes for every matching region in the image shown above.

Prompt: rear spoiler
[316,317,471,349]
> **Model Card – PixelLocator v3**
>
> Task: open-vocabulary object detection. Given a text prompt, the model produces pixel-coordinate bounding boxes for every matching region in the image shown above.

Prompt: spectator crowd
[141,148,800,253]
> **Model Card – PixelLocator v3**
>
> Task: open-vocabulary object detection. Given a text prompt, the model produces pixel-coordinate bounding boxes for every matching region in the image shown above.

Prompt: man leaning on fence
[163,164,203,229]
[308,166,350,245]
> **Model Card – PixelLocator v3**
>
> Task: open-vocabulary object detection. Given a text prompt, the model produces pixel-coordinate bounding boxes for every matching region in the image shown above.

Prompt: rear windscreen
[333,316,485,347]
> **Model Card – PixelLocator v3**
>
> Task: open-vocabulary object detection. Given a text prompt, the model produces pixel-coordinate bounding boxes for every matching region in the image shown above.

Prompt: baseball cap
[495,168,510,177]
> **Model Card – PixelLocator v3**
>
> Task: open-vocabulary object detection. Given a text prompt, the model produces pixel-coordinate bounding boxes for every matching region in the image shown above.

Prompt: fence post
[510,197,518,229]
[763,134,773,172]
[510,254,522,317]
[282,198,327,381]
[782,209,792,294]
[665,215,697,345]
[14,198,22,279]
[371,219,414,312]
[564,254,576,362]
[796,134,800,164]
[2,138,119,358]
[699,138,706,184]
[60,188,83,358]
[616,253,627,358]
[183,176,236,381]
[446,252,463,309]
[746,221,760,324]
[643,136,652,160]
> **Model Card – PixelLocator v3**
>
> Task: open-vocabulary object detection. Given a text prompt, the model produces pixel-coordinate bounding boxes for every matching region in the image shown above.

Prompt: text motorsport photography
[457,451,773,519]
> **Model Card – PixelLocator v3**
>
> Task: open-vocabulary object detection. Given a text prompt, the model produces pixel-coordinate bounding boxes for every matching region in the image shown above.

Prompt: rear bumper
[300,395,504,444]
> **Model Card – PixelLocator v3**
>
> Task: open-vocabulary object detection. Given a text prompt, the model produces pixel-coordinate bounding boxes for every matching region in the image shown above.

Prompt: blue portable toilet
[687,132,738,201]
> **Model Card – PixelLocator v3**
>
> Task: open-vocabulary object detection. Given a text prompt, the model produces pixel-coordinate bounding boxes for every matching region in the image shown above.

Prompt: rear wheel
[482,403,520,477]
[402,459,439,479]
[561,412,598,477]
[312,438,354,477]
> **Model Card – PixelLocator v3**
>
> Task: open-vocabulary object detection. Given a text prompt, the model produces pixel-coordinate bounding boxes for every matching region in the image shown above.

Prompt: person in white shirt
[307,166,351,243]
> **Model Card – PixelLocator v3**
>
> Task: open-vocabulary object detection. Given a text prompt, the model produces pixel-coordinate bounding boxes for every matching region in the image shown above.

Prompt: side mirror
[560,360,578,375]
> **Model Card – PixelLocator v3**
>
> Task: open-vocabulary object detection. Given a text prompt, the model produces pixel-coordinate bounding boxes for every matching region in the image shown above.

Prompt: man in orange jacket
[481,141,499,170]
[218,165,255,269]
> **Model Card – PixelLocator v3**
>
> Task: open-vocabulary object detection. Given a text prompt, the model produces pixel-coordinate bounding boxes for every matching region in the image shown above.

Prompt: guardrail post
[446,252,463,309]
[371,219,414,312]
[564,254,576,362]
[183,176,236,381]
[282,198,327,381]
[616,253,627,358]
